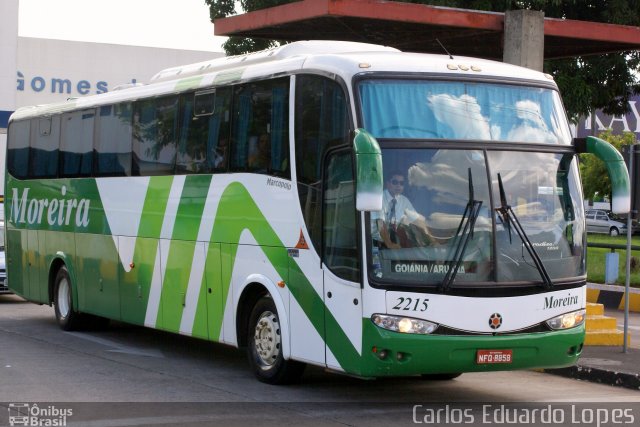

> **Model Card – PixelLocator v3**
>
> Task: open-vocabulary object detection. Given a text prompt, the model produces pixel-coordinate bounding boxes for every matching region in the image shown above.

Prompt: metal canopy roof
[213,0,640,60]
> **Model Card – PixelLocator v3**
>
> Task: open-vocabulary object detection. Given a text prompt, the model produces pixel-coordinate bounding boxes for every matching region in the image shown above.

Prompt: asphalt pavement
[547,308,640,391]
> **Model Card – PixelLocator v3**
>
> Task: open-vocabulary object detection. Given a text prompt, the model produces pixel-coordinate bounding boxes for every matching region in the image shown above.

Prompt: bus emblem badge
[489,313,502,329]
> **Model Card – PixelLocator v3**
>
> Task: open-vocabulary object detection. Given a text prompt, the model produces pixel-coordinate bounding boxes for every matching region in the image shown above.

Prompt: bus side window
[7,120,31,179]
[132,96,178,176]
[177,92,208,174]
[176,87,231,174]
[60,110,94,178]
[295,74,351,252]
[94,104,132,177]
[230,78,289,177]
[210,87,231,172]
[29,116,60,179]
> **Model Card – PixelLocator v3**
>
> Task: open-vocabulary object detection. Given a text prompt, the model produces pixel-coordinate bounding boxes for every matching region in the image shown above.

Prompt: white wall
[16,37,221,107]
[0,0,19,195]
[0,0,18,111]
[1,36,222,196]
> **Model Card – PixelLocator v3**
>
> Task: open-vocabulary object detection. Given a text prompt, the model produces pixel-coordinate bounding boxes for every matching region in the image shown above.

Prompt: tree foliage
[580,130,637,203]
[205,0,640,119]
[204,0,291,55]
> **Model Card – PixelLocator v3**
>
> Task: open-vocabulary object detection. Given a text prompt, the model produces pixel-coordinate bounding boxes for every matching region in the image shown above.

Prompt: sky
[18,0,227,52]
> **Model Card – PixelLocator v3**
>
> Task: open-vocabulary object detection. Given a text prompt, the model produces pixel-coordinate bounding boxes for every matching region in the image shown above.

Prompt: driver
[371,171,419,249]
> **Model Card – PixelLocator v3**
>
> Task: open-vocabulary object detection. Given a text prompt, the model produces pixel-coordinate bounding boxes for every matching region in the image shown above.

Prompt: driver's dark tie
[389,198,397,243]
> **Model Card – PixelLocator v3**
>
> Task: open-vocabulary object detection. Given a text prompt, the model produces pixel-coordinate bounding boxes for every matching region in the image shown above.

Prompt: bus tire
[421,373,462,380]
[247,296,305,384]
[53,266,82,331]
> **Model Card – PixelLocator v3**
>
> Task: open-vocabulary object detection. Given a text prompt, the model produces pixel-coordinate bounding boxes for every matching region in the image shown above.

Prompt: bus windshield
[358,79,572,144]
[368,148,585,287]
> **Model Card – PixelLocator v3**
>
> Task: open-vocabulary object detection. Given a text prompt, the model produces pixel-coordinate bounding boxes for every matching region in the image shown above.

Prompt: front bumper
[358,320,585,378]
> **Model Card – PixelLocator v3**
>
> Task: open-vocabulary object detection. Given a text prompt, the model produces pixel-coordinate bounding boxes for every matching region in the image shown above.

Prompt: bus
[4,40,630,384]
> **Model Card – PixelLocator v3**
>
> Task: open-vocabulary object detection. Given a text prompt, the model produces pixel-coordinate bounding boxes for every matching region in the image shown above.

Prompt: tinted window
[133,96,178,176]
[295,75,350,251]
[95,104,132,176]
[194,90,215,116]
[7,120,31,179]
[30,116,60,178]
[323,150,359,282]
[358,79,572,144]
[230,78,289,177]
[60,110,94,177]
[176,88,231,174]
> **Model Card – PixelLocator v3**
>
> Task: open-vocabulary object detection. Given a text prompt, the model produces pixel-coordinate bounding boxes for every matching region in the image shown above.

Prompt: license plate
[476,349,513,364]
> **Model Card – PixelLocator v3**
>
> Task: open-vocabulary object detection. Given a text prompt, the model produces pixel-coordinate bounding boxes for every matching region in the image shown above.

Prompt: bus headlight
[545,309,586,330]
[372,314,438,334]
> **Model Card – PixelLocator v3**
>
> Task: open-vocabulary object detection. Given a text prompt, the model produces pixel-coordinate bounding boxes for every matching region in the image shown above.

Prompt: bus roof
[10,40,556,122]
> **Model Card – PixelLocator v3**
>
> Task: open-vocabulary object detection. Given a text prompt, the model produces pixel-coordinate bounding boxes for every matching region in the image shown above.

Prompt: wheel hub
[253,311,281,367]
[57,278,70,318]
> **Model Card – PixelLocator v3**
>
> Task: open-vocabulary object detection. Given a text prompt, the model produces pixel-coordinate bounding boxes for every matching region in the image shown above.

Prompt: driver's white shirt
[371,189,416,241]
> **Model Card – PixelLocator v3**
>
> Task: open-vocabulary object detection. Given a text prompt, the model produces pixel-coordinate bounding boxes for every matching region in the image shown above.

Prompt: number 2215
[392,297,429,312]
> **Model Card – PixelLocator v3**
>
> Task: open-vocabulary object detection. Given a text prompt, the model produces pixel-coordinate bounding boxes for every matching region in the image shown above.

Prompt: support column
[503,9,544,71]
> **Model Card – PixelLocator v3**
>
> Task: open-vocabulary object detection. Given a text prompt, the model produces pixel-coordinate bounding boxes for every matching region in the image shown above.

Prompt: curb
[587,283,640,312]
[545,365,640,391]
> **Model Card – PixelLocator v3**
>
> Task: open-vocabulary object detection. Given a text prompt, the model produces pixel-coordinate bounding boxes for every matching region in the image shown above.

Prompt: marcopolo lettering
[543,293,579,309]
[11,186,91,228]
[266,177,292,190]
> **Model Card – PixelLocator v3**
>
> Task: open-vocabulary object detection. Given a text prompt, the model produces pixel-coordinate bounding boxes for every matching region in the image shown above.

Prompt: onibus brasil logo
[7,403,73,426]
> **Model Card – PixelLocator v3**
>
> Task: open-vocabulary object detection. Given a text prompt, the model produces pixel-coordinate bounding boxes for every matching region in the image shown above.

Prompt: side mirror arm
[575,136,631,214]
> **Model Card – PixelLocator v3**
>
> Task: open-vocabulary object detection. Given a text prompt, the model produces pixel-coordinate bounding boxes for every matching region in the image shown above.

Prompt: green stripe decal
[126,176,174,326]
[138,176,173,238]
[175,76,204,92]
[159,175,212,332]
[206,182,361,372]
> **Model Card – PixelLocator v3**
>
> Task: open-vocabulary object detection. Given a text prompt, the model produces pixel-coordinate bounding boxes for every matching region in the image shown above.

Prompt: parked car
[585,209,627,236]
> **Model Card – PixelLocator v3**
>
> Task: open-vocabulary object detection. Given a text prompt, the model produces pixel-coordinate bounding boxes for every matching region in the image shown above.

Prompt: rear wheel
[53,266,82,331]
[247,296,305,384]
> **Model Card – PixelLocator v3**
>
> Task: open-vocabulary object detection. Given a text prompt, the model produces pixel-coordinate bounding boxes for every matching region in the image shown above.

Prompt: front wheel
[53,266,82,331]
[610,227,620,236]
[247,296,305,384]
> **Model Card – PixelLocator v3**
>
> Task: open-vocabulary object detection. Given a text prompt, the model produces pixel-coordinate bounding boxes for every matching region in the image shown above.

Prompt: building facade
[1,0,222,194]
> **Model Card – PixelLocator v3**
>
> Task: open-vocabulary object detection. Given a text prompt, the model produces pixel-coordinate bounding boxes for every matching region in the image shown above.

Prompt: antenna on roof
[436,38,454,60]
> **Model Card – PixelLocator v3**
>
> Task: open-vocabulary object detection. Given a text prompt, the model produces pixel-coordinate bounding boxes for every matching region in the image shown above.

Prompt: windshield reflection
[369,149,585,287]
[359,80,572,144]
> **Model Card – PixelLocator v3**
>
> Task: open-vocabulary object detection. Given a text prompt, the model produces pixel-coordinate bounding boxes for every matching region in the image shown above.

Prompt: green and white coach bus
[4,41,630,384]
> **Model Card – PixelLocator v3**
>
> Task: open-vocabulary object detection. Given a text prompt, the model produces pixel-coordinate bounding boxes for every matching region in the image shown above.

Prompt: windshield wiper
[495,173,553,290]
[441,168,482,292]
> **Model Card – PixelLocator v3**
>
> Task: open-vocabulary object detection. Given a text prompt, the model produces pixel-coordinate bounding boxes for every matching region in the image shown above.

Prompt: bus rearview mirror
[353,129,383,212]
